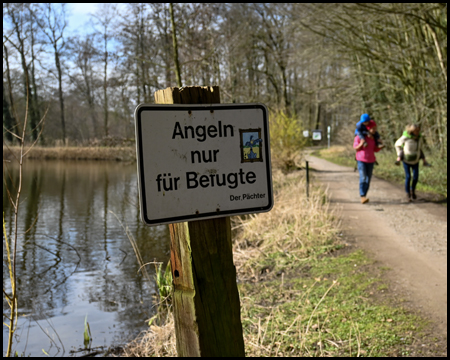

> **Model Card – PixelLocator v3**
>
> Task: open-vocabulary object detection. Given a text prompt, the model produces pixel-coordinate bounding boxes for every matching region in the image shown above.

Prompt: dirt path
[305,155,447,337]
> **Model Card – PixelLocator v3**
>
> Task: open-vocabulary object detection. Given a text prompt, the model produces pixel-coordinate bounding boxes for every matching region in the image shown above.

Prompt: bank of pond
[3,146,136,162]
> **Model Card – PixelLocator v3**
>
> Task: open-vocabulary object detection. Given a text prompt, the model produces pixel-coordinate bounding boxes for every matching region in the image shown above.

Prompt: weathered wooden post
[154,86,246,357]
[306,160,310,198]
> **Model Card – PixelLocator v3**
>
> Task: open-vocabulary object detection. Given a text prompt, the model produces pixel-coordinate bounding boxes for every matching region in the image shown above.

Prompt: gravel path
[306,155,447,335]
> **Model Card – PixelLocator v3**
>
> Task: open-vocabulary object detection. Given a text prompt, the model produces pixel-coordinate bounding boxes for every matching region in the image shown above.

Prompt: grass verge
[312,145,447,200]
[120,169,444,357]
[232,170,433,357]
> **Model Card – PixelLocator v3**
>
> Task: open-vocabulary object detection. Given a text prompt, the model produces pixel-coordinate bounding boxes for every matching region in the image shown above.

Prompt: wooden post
[306,160,310,198]
[154,86,245,357]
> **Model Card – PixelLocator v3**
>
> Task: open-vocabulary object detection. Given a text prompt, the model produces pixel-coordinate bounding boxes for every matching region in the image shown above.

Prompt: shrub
[269,111,307,171]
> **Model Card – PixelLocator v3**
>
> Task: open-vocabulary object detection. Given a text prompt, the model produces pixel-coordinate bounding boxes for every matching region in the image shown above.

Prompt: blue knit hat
[360,113,370,123]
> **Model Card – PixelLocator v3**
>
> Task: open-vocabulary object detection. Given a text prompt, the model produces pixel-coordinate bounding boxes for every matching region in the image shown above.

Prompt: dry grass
[3,146,136,161]
[231,170,345,357]
[119,315,176,357]
[232,169,340,267]
[316,145,352,157]
[120,168,343,357]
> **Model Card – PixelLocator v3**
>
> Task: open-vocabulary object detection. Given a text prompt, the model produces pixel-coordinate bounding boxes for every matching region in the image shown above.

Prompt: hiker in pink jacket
[353,120,382,204]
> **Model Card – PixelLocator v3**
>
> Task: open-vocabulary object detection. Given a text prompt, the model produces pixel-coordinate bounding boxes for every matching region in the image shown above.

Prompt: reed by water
[3,146,136,162]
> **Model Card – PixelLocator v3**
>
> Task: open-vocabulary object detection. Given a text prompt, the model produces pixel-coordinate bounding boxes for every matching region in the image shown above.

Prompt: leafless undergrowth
[3,90,48,357]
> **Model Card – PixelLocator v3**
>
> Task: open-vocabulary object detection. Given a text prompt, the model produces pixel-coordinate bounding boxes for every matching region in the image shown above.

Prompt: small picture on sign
[240,129,263,163]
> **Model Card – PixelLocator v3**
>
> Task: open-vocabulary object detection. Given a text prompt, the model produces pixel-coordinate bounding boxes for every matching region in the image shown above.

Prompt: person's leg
[411,163,419,199]
[365,162,375,194]
[374,131,383,148]
[357,161,370,202]
[357,161,366,195]
[402,162,412,199]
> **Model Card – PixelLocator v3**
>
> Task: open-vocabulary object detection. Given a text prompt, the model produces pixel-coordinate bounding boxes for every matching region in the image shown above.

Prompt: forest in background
[3,3,447,157]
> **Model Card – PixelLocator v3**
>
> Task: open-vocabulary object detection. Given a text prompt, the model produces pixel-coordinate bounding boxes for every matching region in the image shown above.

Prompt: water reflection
[3,160,170,357]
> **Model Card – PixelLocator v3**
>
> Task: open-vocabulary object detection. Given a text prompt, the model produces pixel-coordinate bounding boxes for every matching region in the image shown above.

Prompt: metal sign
[312,130,322,141]
[327,126,331,148]
[135,103,273,226]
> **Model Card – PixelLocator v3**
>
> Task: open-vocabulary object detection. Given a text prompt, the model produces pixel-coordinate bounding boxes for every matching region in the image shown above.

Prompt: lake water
[3,159,171,357]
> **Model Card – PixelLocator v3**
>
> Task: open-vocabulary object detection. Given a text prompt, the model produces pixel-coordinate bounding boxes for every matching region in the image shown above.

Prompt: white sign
[135,104,274,226]
[303,130,309,137]
[312,130,322,141]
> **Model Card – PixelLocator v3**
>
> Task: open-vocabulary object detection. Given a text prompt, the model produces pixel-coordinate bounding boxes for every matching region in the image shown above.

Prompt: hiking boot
[361,196,369,204]
[406,193,412,202]
[411,191,417,200]
[394,160,400,166]
[423,162,432,167]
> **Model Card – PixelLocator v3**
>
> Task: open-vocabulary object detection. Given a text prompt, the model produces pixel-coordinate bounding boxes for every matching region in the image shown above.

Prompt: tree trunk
[103,32,109,137]
[10,12,37,141]
[3,44,21,143]
[54,49,66,144]
[169,3,182,87]
[3,82,14,143]
[30,28,44,144]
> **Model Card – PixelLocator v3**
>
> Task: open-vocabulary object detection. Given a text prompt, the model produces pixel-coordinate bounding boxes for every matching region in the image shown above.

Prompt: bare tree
[28,3,44,144]
[293,3,447,153]
[3,43,20,143]
[169,3,182,87]
[92,3,117,137]
[3,81,15,143]
[4,3,40,142]
[67,34,100,138]
[32,3,68,144]
[117,3,152,105]
[2,3,446,153]
[150,3,174,88]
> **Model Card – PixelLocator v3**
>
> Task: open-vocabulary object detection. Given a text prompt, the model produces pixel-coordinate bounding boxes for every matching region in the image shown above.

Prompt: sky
[4,4,124,87]
[65,3,127,35]
[3,4,97,39]
[64,2,126,65]
[65,3,101,36]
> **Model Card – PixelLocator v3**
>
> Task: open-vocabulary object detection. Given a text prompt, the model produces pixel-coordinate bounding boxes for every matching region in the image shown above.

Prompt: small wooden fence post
[154,86,245,357]
[306,160,310,198]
